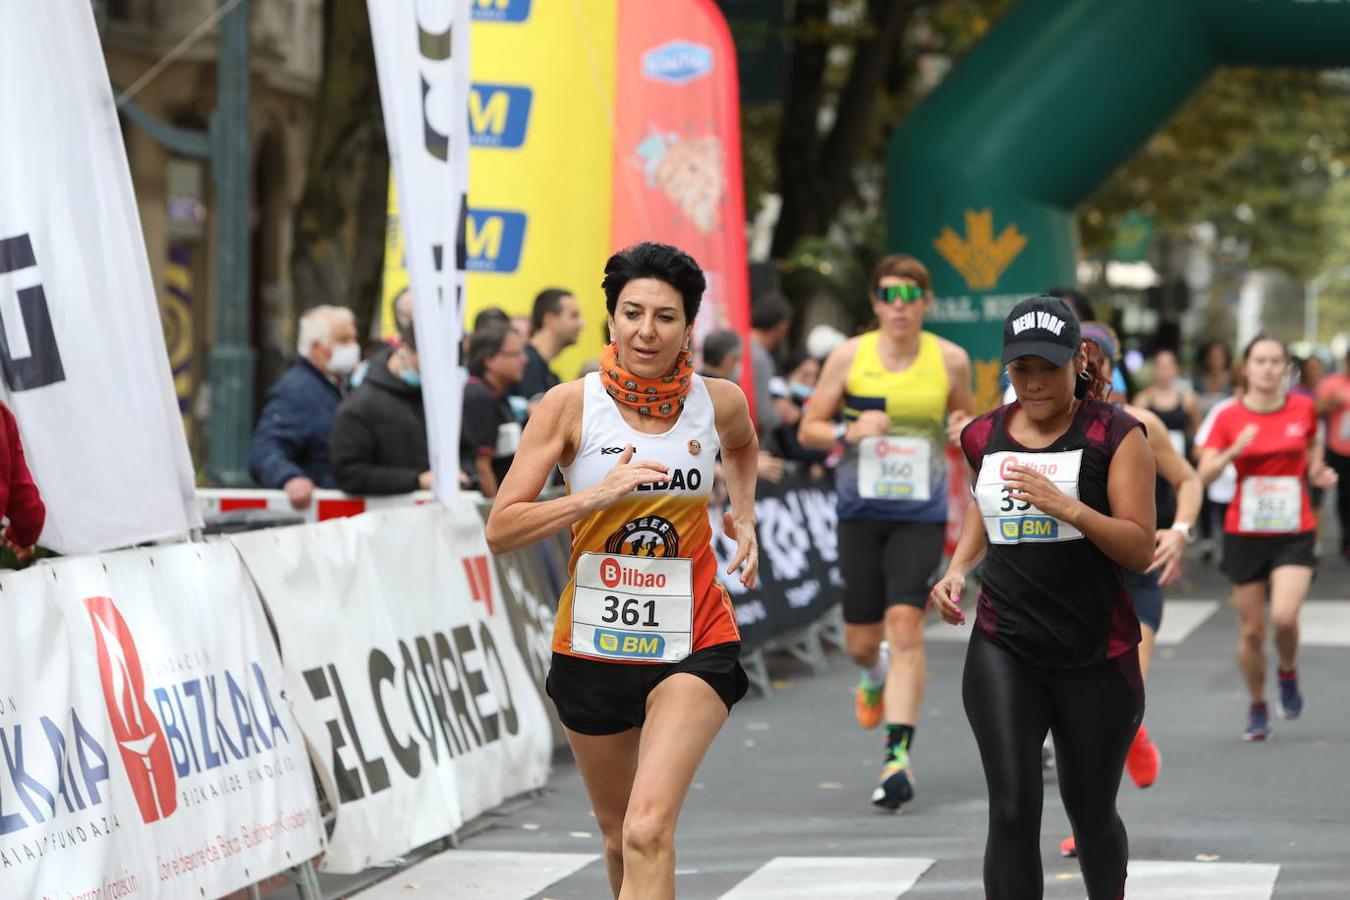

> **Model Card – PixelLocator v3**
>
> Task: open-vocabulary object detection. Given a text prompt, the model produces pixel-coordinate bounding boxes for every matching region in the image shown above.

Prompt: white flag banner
[0,543,324,898]
[232,503,551,872]
[367,0,471,505]
[0,3,201,553]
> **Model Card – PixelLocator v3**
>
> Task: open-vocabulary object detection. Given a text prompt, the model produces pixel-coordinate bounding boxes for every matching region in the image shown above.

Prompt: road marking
[1127,860,1279,898]
[719,856,934,899]
[1297,600,1350,647]
[1155,600,1220,646]
[926,599,1221,646]
[357,849,597,899]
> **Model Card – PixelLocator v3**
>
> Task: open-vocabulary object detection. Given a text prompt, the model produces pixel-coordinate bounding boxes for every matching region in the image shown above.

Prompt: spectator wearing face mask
[248,305,359,509]
[329,292,431,496]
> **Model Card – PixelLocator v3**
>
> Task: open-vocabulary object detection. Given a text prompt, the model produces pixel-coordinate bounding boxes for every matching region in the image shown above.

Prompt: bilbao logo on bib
[605,515,681,558]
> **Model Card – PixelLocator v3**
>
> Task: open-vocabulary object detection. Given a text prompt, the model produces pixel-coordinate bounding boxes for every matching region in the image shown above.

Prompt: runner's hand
[1003,465,1079,521]
[929,572,966,625]
[1231,423,1259,456]
[722,510,758,589]
[588,445,670,509]
[1312,464,1339,490]
[1147,528,1186,587]
[847,410,892,443]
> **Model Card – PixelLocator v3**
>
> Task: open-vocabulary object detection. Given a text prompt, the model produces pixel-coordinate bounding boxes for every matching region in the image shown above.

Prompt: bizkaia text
[303,621,519,802]
[0,665,291,840]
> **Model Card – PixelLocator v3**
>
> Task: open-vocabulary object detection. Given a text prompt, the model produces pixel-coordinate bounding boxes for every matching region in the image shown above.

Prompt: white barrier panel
[0,543,323,898]
[198,488,438,523]
[232,502,551,873]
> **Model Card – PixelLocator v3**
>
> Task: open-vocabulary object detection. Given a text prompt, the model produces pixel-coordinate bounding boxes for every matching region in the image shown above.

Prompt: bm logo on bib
[1000,516,1059,540]
[595,628,666,659]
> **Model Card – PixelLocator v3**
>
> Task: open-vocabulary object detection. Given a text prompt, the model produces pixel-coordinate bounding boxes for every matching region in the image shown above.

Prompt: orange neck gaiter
[599,342,694,418]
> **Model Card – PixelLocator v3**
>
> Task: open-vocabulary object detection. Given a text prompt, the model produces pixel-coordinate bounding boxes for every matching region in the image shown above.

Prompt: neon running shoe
[1277,670,1304,720]
[1125,724,1161,788]
[1243,703,1272,742]
[870,747,915,811]
[1059,834,1077,858]
[854,678,884,730]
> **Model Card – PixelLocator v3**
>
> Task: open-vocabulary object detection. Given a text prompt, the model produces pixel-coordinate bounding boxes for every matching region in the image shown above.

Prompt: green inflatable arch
[888,0,1350,407]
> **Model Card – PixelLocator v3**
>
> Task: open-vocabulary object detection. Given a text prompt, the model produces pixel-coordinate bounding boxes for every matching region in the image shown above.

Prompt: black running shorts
[838,519,946,624]
[546,642,748,736]
[1222,531,1317,585]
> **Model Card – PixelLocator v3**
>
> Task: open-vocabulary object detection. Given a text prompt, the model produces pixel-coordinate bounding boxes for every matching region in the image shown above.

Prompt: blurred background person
[1194,339,1235,420]
[0,398,44,563]
[698,328,743,380]
[748,292,793,445]
[329,294,430,496]
[518,287,585,406]
[248,305,358,509]
[461,321,527,499]
[1317,347,1350,560]
[1133,348,1198,460]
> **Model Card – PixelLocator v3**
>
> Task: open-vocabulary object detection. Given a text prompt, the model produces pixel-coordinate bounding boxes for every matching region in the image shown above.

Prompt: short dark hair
[467,321,514,377]
[601,242,706,323]
[701,329,742,369]
[870,254,931,296]
[473,306,510,333]
[531,287,574,333]
[751,293,793,331]
[1242,333,1287,363]
[1046,287,1093,323]
[1196,338,1232,372]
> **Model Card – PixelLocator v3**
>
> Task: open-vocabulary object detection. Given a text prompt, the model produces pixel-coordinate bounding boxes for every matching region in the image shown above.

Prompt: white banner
[0,4,201,554]
[232,503,551,872]
[367,0,471,505]
[0,544,323,898]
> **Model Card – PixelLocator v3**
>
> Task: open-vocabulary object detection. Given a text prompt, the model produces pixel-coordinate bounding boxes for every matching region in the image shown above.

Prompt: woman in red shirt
[1198,335,1337,741]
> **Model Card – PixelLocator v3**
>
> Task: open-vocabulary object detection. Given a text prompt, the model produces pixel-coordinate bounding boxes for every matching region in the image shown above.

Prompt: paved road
[352,541,1350,899]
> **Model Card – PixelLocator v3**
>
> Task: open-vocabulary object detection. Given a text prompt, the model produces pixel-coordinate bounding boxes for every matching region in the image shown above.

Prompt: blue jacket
[248,359,343,488]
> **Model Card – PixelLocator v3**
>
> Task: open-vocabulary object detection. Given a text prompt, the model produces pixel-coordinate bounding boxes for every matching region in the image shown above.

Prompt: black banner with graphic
[711,470,840,652]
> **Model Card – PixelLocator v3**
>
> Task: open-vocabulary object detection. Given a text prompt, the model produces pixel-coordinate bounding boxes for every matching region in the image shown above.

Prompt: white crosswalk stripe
[355,849,597,899]
[1296,600,1350,646]
[1126,860,1280,898]
[719,856,934,899]
[1154,599,1220,645]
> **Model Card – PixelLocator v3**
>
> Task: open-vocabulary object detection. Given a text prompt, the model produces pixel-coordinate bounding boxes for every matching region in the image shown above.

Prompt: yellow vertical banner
[380,0,618,379]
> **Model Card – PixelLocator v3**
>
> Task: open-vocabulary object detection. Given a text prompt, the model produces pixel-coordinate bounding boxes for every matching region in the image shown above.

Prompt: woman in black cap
[929,295,1156,900]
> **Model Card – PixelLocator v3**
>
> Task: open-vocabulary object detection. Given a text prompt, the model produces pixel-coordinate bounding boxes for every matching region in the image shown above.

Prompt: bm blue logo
[466,209,526,273]
[641,41,713,85]
[595,628,665,659]
[471,0,531,22]
[1000,517,1059,541]
[469,84,532,148]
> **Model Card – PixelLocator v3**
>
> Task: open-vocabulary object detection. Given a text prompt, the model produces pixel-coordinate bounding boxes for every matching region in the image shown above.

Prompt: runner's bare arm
[486,382,669,554]
[797,337,859,449]
[930,464,987,625]
[709,378,759,588]
[1084,428,1158,571]
[1130,405,1202,582]
[940,338,974,438]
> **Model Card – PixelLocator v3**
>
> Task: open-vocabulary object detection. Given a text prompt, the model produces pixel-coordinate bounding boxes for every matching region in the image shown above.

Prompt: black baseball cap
[1000,295,1081,367]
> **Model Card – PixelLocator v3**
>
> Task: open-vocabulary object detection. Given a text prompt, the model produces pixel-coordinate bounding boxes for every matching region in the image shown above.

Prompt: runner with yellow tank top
[486,242,759,899]
[800,254,972,810]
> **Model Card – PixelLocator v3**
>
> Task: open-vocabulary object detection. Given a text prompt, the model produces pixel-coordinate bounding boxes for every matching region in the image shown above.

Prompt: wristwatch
[834,421,849,444]
[1169,521,1195,543]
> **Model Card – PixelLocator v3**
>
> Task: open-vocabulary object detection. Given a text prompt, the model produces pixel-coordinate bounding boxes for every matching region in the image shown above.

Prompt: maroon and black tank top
[960,399,1143,668]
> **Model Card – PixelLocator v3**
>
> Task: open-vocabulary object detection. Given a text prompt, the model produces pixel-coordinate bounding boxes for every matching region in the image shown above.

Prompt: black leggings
[963,632,1144,900]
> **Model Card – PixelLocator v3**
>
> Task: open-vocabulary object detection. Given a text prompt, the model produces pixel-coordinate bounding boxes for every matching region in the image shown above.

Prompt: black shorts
[1222,531,1317,585]
[545,642,748,736]
[838,519,946,624]
[1124,568,1163,632]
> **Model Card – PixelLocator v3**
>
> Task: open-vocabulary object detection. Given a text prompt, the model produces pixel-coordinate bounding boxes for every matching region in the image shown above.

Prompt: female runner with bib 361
[486,242,759,900]
[929,295,1156,900]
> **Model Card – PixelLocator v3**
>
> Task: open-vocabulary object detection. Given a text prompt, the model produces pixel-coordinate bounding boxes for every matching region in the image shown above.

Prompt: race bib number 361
[975,450,1084,544]
[571,552,693,662]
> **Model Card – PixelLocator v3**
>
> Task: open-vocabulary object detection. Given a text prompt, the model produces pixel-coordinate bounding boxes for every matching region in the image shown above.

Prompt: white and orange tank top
[553,372,739,663]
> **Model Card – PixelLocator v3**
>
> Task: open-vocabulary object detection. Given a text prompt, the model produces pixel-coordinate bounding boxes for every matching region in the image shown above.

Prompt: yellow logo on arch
[933,209,1028,291]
